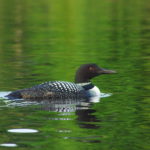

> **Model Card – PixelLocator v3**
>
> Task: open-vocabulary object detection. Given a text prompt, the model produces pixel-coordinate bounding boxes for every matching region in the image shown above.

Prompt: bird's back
[7,81,85,99]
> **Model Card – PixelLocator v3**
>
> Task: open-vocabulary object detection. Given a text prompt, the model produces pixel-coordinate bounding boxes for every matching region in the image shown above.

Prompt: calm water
[0,0,149,149]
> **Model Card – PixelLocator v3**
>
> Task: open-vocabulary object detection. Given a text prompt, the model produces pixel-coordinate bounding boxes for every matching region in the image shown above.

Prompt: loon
[6,64,116,100]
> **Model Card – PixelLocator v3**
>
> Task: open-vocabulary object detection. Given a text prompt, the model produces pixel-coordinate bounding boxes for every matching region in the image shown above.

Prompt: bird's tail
[6,90,22,99]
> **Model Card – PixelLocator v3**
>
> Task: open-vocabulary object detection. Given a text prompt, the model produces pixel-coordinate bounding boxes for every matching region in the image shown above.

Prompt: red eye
[89,67,94,71]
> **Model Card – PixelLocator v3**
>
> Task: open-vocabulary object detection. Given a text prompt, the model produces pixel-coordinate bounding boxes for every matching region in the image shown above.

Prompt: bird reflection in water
[5,96,102,143]
[34,96,101,130]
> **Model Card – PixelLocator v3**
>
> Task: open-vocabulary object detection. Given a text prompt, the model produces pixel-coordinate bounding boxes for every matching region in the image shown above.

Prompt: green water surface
[0,0,149,150]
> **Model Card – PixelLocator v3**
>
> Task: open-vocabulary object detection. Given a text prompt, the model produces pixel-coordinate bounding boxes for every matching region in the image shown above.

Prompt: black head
[75,64,116,83]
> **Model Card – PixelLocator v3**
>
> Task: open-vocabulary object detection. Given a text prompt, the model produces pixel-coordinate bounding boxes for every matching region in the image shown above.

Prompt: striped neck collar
[77,82,94,90]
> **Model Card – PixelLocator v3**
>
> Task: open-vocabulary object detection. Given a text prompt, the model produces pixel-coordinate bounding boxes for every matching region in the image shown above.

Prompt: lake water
[0,0,149,150]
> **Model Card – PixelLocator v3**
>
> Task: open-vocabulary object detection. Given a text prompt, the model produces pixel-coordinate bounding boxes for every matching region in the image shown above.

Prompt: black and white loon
[6,64,116,99]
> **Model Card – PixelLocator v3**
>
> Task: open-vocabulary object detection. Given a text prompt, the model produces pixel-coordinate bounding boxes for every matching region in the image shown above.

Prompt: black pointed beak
[98,68,116,74]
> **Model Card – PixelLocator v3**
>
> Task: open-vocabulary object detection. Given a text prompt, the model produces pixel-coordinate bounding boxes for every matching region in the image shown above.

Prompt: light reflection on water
[8,128,39,133]
[0,143,17,147]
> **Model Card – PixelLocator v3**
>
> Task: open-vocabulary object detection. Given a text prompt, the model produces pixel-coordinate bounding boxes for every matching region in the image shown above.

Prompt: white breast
[86,86,101,97]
